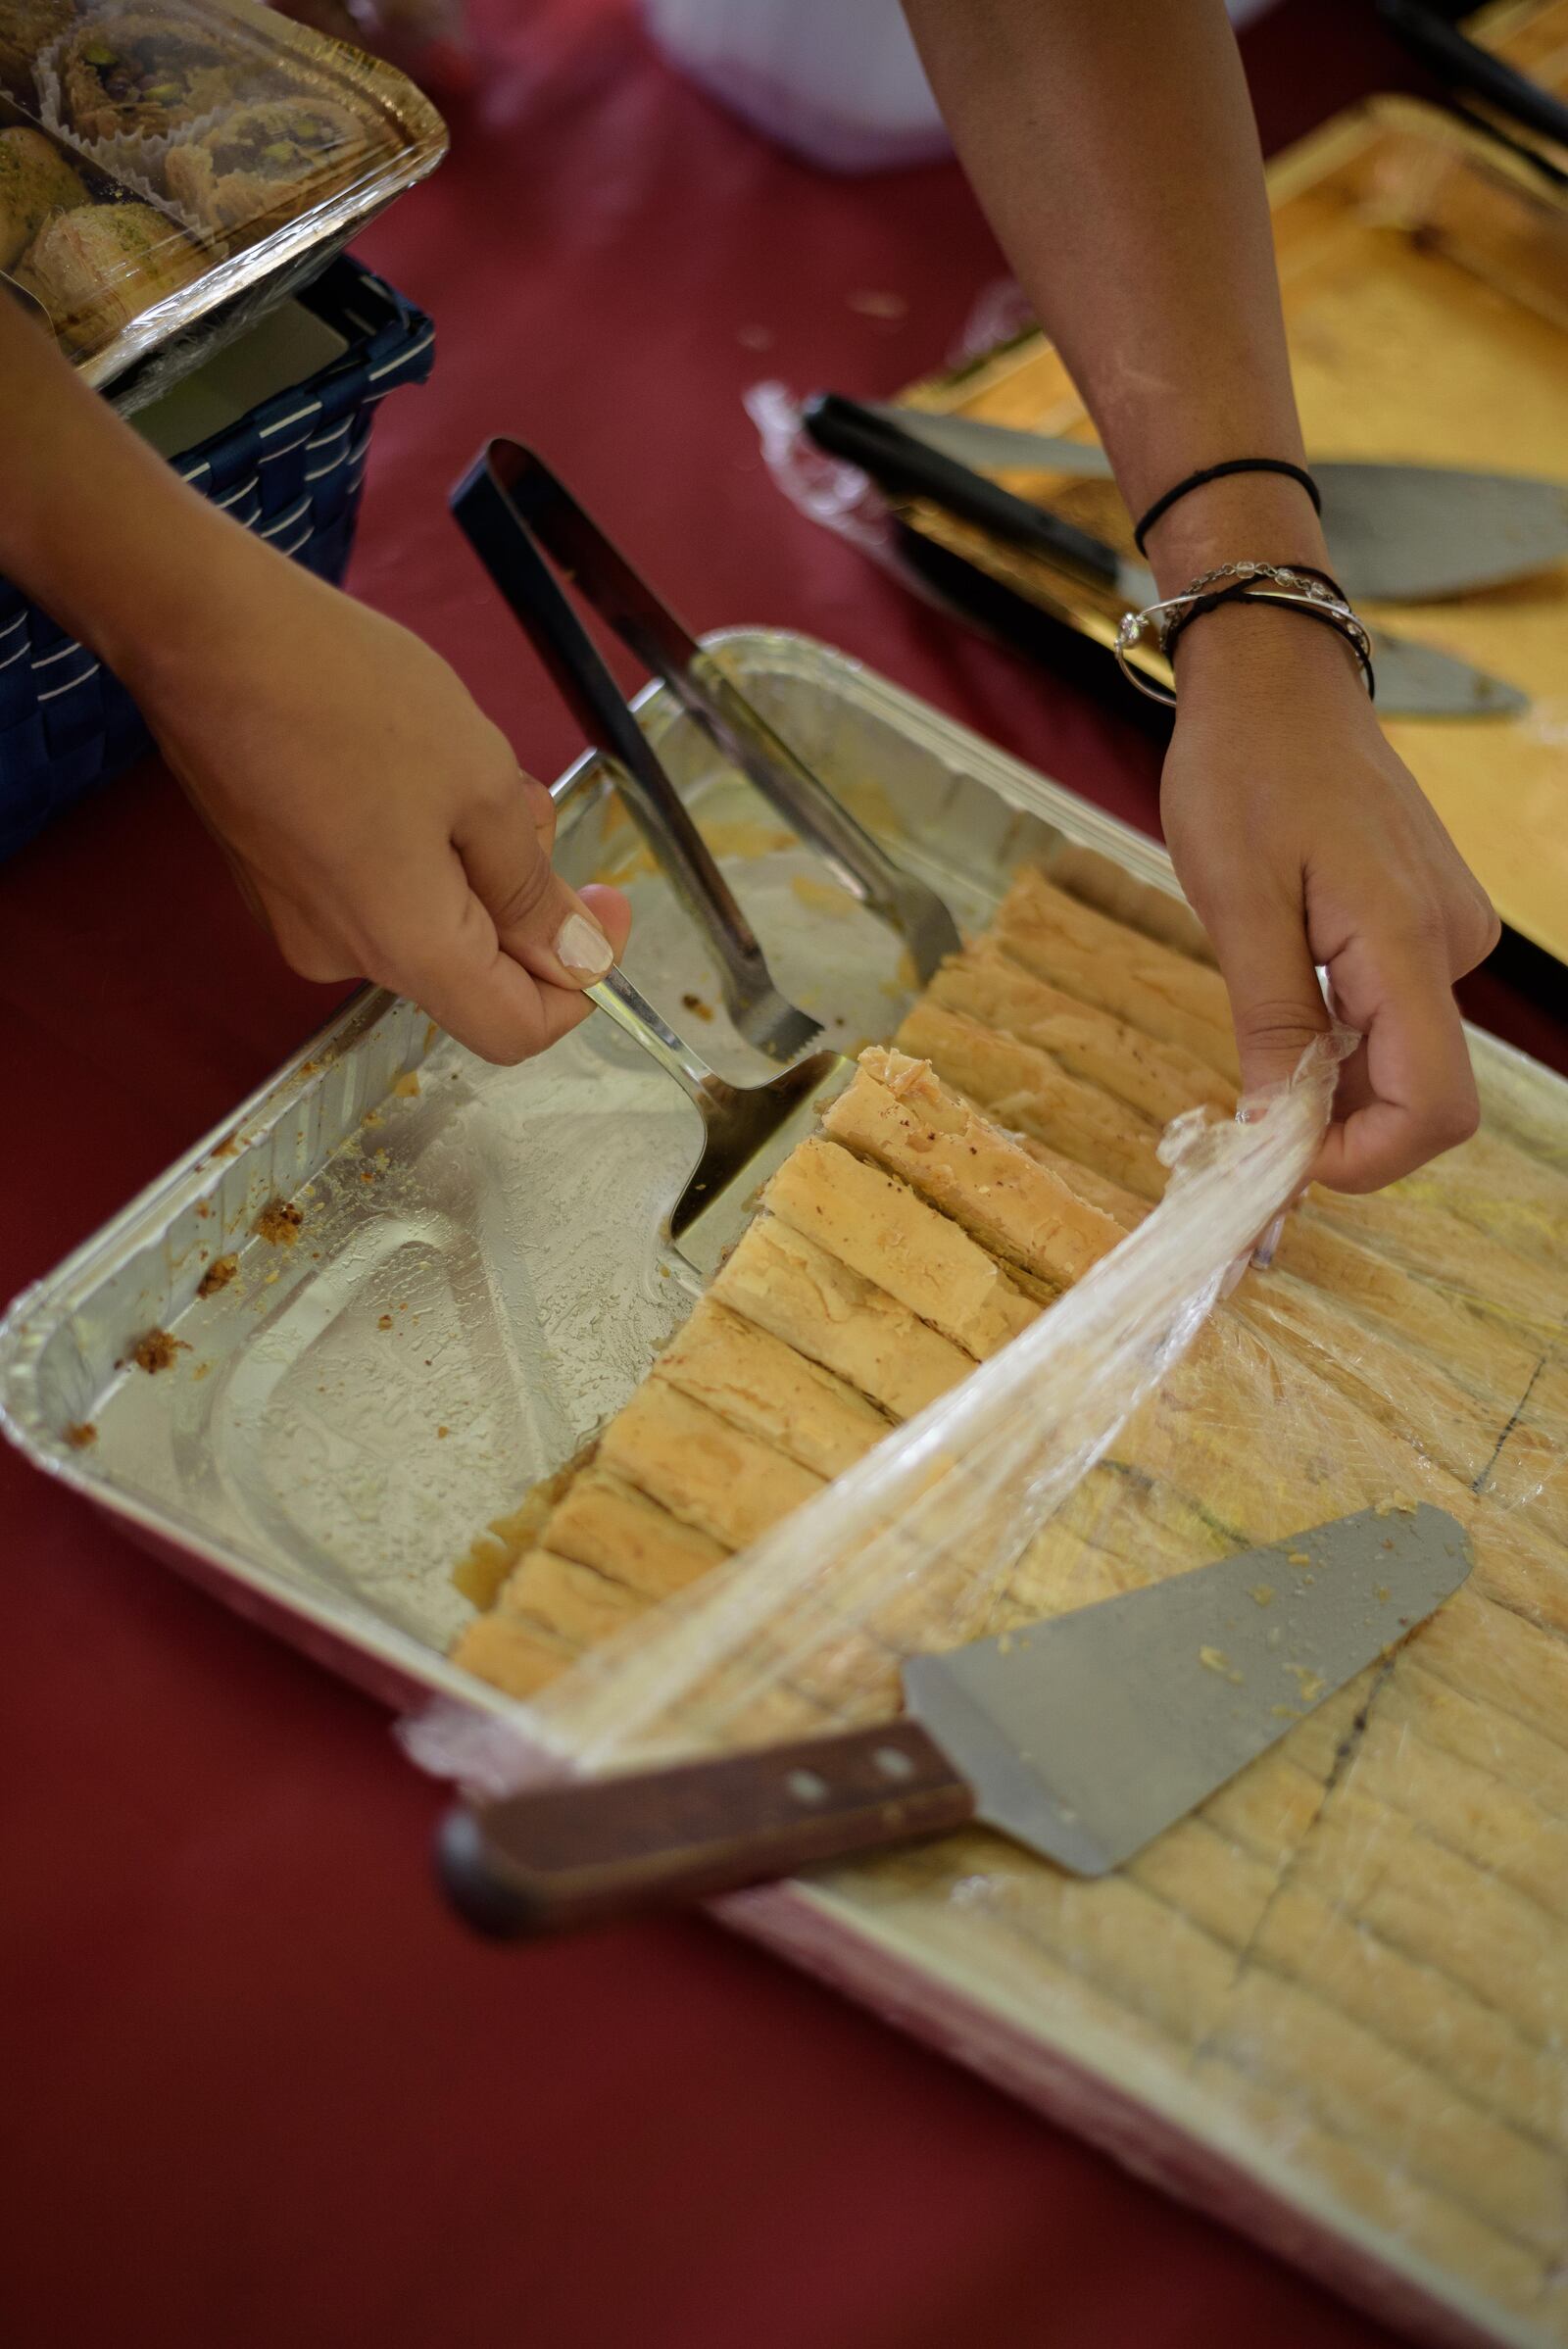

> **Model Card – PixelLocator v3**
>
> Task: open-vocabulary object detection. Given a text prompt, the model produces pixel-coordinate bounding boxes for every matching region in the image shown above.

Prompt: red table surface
[3,8,1561,2346]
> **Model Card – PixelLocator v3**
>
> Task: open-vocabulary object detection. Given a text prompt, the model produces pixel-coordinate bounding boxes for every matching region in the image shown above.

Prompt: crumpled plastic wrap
[409,838,1568,2348]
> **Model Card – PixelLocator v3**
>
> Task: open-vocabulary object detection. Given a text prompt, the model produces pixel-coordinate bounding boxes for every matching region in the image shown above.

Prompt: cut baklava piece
[928,937,1234,1123]
[0,127,89,272]
[897,998,1169,1201]
[598,1380,825,1550]
[763,1134,1040,1354]
[827,1050,1124,1289]
[61,11,239,145]
[995,866,1240,1083]
[16,200,205,351]
[656,1298,893,1479]
[166,93,376,240]
[711,1216,974,1420]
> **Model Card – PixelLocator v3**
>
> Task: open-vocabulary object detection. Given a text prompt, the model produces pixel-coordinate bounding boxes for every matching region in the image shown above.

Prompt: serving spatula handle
[438,1719,973,1939]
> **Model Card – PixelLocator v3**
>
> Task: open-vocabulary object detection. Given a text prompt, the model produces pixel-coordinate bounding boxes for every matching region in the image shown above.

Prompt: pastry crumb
[362,1109,383,1129]
[377,1313,393,1330]
[1250,1584,1274,1606]
[1287,1663,1327,1703]
[130,1329,188,1375]
[255,1199,304,1246]
[64,1421,97,1448]
[437,1424,450,1439]
[392,1072,420,1098]
[1287,1551,1309,1566]
[197,1253,238,1297]
[680,992,714,1022]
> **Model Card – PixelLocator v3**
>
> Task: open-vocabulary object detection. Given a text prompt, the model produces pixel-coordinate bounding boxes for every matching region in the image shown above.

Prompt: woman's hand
[125,544,630,1065]
[1160,605,1499,1192]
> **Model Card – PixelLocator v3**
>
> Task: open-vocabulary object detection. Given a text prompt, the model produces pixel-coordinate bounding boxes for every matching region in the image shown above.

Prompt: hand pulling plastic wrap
[0,0,445,398]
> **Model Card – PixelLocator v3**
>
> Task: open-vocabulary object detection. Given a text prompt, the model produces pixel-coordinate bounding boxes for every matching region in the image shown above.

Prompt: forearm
[902,0,1325,592]
[0,302,254,683]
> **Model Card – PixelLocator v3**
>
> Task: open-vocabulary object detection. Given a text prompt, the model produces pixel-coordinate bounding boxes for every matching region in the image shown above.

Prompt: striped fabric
[0,260,435,860]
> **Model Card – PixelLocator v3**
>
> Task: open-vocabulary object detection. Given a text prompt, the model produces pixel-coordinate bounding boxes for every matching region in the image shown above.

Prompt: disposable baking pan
[5,630,1568,2349]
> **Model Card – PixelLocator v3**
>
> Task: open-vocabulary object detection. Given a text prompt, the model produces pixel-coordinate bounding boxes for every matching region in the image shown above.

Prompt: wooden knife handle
[438,1719,974,1939]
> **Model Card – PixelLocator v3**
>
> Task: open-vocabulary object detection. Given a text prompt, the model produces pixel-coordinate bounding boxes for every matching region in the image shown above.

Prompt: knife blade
[863,400,1568,605]
[802,396,1530,721]
[439,1503,1471,1937]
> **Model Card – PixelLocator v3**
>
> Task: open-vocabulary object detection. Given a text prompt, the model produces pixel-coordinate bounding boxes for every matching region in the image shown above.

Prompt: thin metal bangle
[1115,588,1375,707]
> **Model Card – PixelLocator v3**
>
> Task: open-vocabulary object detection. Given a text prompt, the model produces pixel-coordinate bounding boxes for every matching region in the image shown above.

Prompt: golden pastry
[15,198,204,352]
[0,0,76,105]
[166,93,376,240]
[0,125,89,273]
[61,11,238,145]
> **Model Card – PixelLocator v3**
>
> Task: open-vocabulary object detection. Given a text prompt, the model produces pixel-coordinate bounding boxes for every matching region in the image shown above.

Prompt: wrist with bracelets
[1118,455,1374,708]
[1115,560,1376,707]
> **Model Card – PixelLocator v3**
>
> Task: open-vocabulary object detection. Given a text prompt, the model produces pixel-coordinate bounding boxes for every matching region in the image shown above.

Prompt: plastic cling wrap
[421,854,1568,2349]
[0,0,444,390]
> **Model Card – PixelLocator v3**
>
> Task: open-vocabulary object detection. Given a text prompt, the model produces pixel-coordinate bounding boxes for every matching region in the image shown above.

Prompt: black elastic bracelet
[1133,459,1322,555]
[1164,584,1376,701]
[1160,575,1262,662]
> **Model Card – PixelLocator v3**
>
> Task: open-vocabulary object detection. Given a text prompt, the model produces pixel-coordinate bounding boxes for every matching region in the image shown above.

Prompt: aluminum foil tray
[3,628,1562,1713]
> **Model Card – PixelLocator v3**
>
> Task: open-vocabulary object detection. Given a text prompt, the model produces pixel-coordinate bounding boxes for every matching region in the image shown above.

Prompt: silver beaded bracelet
[1114,562,1376,707]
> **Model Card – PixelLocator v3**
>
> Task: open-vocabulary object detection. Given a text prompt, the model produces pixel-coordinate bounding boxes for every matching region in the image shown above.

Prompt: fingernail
[554,911,613,980]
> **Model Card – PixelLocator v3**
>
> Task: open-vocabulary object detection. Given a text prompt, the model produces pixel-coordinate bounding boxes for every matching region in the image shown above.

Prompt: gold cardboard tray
[1470,0,1568,169]
[893,97,1568,966]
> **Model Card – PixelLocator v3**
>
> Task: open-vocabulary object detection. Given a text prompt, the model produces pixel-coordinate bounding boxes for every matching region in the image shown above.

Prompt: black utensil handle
[485,444,923,919]
[803,392,1122,588]
[438,1718,974,1939]
[450,444,762,966]
[1376,1,1568,151]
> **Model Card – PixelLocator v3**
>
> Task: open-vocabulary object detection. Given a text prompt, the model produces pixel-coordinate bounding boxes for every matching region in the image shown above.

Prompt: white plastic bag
[644,0,1282,175]
[643,0,951,173]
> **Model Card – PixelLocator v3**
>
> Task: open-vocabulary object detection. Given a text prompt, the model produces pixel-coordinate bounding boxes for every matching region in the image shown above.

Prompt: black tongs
[450,440,959,1060]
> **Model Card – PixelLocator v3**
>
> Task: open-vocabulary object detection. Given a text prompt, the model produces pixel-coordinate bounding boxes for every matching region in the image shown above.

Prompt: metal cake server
[862,400,1568,606]
[590,964,853,1285]
[804,397,1530,718]
[440,1504,1472,1936]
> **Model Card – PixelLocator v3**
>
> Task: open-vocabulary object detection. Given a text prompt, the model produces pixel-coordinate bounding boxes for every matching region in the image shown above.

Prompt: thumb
[456,777,623,990]
[1207,889,1332,1101]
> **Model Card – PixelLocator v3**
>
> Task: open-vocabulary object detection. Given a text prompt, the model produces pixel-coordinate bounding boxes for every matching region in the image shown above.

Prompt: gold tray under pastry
[893,97,1568,967]
[1469,0,1568,172]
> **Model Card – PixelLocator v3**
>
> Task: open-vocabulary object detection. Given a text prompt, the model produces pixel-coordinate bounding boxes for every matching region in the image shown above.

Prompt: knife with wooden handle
[440,1504,1471,1939]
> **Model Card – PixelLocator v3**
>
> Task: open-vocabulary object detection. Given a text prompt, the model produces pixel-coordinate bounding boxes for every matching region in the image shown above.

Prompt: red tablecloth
[4,8,1559,2346]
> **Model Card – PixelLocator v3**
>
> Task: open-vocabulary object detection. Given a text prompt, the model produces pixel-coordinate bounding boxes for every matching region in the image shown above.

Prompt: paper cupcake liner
[36,8,392,240]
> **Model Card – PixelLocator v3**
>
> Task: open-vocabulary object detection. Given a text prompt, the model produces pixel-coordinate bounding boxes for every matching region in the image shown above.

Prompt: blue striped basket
[0,258,435,862]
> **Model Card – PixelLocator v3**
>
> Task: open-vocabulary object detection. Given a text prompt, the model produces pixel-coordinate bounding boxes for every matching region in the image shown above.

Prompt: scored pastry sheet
[450,854,1568,2346]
